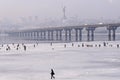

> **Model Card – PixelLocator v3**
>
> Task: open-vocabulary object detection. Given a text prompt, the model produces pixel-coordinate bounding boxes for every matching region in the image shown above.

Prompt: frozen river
[0,41,120,80]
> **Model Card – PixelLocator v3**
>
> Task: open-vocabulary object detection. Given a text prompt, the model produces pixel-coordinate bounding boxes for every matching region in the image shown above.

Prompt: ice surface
[0,41,120,80]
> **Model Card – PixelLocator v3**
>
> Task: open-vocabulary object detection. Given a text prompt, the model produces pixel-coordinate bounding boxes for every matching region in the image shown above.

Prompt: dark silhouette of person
[82,43,84,47]
[99,44,101,47]
[16,47,19,50]
[17,44,19,48]
[7,45,11,51]
[50,69,55,79]
[33,44,36,48]
[1,44,3,47]
[64,44,66,48]
[24,45,26,51]
[103,42,106,47]
[117,44,119,48]
[72,43,74,47]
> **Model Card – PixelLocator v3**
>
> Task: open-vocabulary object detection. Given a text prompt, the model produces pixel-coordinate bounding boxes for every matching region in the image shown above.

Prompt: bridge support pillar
[43,31,46,40]
[48,31,50,40]
[29,32,31,40]
[25,32,27,39]
[33,32,35,40]
[18,32,20,38]
[59,30,62,41]
[113,29,116,41]
[33,32,36,40]
[36,31,39,41]
[51,31,54,40]
[37,32,40,40]
[34,32,37,40]
[68,29,71,41]
[56,30,59,40]
[40,32,42,40]
[31,32,34,40]
[86,27,96,41]
[42,31,44,40]
[91,30,95,41]
[108,29,111,41]
[47,30,54,41]
[107,26,117,41]
[19,32,21,38]
[65,29,72,41]
[87,29,90,41]
[56,30,63,41]
[75,29,78,41]
[75,28,83,41]
[79,29,82,41]
[65,30,67,41]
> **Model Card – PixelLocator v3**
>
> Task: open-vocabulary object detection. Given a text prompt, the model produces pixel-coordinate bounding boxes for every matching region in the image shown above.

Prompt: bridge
[8,23,120,42]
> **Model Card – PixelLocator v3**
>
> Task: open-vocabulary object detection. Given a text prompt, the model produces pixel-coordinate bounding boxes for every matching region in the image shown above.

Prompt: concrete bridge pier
[36,31,39,40]
[26,32,29,40]
[28,32,31,40]
[56,30,59,40]
[25,32,28,39]
[107,26,117,41]
[75,29,78,41]
[48,30,54,41]
[31,32,34,40]
[41,31,44,40]
[91,29,95,41]
[59,30,62,41]
[68,29,72,41]
[65,29,72,41]
[47,31,50,40]
[65,29,67,41]
[86,27,96,41]
[34,32,37,40]
[27,32,30,39]
[113,29,115,41]
[43,31,46,40]
[22,32,25,38]
[55,30,63,41]
[22,32,25,39]
[112,27,117,41]
[37,32,41,40]
[108,29,111,41]
[18,32,21,38]
[75,28,83,41]
[86,29,90,41]
[51,31,54,40]
[39,32,42,40]
[32,32,35,40]
[78,28,83,41]
[32,31,35,40]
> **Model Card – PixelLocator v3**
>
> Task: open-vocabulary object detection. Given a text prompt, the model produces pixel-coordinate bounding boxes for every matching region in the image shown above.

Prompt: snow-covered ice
[0,41,120,80]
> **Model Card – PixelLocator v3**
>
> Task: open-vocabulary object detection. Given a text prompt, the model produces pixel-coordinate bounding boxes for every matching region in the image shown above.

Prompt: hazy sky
[0,0,120,20]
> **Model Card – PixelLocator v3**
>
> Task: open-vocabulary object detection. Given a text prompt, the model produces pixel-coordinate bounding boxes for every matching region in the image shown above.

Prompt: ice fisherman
[24,45,26,51]
[50,69,55,79]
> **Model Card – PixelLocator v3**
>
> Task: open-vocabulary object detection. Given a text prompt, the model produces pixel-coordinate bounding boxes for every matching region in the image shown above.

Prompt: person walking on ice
[23,45,26,51]
[50,69,55,79]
